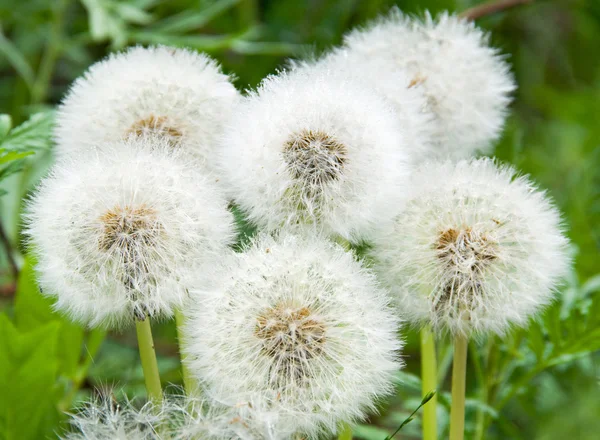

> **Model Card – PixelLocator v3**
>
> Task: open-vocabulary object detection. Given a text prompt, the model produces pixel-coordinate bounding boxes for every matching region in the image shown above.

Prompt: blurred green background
[0,0,599,439]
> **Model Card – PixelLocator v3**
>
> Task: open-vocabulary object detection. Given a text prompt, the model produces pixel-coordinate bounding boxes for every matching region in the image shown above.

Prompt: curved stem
[135,318,163,403]
[175,309,195,393]
[449,334,468,440]
[420,326,438,440]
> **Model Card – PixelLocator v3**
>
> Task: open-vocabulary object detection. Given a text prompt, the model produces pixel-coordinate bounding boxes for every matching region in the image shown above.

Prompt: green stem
[338,423,352,440]
[449,334,468,440]
[135,318,163,403]
[175,309,195,393]
[420,326,438,440]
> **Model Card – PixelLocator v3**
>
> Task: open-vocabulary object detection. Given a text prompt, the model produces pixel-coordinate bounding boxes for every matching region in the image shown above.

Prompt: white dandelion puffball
[373,158,570,337]
[184,234,402,438]
[218,68,412,242]
[26,138,235,328]
[290,56,435,164]
[61,395,167,440]
[55,45,239,166]
[335,9,515,159]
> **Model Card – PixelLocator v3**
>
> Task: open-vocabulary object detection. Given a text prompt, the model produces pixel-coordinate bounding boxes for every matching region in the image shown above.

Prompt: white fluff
[290,56,435,164]
[61,395,167,440]
[183,234,402,438]
[373,158,571,337]
[63,393,299,440]
[218,68,412,242]
[55,45,239,168]
[331,9,515,159]
[25,138,235,328]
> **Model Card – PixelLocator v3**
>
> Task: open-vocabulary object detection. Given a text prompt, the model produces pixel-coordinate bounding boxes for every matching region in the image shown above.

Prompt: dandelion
[372,158,570,440]
[218,68,412,241]
[55,45,239,166]
[183,234,402,438]
[329,9,515,159]
[374,158,570,336]
[25,137,235,328]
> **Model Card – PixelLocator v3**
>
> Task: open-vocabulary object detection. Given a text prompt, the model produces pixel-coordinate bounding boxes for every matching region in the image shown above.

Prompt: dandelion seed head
[219,69,411,241]
[184,233,402,438]
[373,158,571,337]
[56,45,239,168]
[25,138,235,328]
[330,9,515,159]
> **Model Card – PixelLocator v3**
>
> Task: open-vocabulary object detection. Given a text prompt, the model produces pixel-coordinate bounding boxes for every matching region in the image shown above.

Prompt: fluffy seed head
[25,138,235,328]
[333,9,515,159]
[218,68,411,241]
[55,45,239,168]
[184,234,402,438]
[61,395,166,440]
[373,158,571,337]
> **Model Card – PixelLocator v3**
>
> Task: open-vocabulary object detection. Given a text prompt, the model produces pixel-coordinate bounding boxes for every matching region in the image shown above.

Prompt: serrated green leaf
[1,111,54,152]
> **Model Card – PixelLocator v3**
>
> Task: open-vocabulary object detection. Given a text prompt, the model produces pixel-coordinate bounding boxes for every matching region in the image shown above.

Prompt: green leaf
[0,314,61,440]
[0,111,54,152]
[393,370,423,393]
[0,31,35,89]
[151,0,240,33]
[0,115,12,140]
[14,256,86,378]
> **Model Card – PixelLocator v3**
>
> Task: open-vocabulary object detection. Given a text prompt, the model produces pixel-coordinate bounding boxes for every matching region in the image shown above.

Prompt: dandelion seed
[55,45,239,168]
[184,234,402,438]
[373,158,571,336]
[25,138,235,328]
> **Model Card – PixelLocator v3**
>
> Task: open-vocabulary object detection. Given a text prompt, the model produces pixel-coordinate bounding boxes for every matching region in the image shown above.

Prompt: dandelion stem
[135,318,163,403]
[449,334,468,440]
[420,326,438,440]
[338,423,352,440]
[175,309,195,393]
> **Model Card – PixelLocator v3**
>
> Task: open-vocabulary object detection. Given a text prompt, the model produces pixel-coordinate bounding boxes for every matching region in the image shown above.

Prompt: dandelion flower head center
[435,226,498,272]
[432,226,499,316]
[126,114,183,146]
[99,204,161,253]
[255,302,326,383]
[283,130,347,186]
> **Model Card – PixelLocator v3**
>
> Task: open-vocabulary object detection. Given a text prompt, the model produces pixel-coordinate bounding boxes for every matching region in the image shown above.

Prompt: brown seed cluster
[435,227,497,265]
[99,204,162,319]
[255,303,326,386]
[126,114,183,146]
[283,130,347,186]
[99,204,160,253]
[433,227,498,314]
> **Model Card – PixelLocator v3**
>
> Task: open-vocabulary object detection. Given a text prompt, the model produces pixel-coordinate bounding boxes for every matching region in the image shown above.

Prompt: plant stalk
[450,334,468,440]
[135,318,163,403]
[175,308,195,393]
[420,326,438,440]
[338,423,352,440]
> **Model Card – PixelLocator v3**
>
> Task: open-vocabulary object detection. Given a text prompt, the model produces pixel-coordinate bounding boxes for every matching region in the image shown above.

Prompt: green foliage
[0,1,598,439]
[0,257,106,440]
